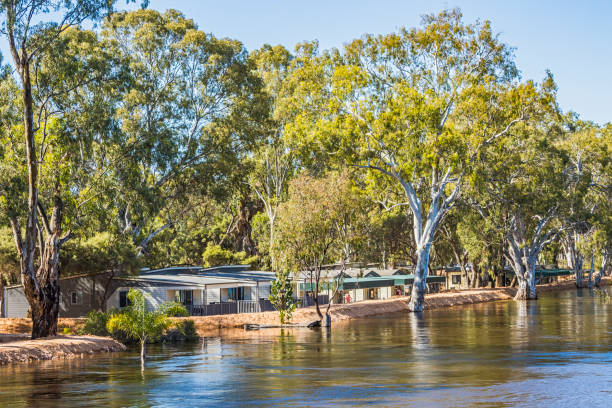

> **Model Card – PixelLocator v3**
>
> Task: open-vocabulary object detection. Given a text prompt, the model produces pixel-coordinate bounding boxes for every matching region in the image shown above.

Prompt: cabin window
[452,275,461,285]
[174,290,193,306]
[227,287,245,301]
[70,291,82,305]
[119,291,131,308]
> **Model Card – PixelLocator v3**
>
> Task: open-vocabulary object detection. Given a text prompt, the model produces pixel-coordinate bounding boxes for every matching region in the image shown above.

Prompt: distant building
[2,265,275,318]
[294,267,445,304]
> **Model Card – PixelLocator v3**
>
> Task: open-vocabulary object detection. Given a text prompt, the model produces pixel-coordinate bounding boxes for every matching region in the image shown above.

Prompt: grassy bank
[0,335,125,365]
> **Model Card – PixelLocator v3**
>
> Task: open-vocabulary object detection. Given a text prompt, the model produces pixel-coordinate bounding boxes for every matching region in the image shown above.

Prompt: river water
[1,288,611,407]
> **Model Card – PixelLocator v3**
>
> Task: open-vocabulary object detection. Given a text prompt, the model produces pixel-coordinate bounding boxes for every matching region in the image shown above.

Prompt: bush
[163,319,199,342]
[80,310,111,336]
[180,320,199,341]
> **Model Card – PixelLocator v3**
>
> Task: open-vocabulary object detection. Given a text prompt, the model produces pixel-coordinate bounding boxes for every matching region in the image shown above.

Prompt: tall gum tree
[248,45,296,269]
[0,0,143,338]
[556,119,611,287]
[286,10,537,311]
[470,83,566,300]
[100,9,266,259]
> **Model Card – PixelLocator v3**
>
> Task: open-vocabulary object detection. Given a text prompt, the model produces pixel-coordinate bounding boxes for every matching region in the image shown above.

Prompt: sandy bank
[1,279,606,339]
[0,318,86,337]
[0,335,126,365]
[179,278,606,337]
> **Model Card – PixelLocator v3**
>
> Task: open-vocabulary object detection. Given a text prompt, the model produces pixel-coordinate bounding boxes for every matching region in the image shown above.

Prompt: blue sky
[2,1,610,124]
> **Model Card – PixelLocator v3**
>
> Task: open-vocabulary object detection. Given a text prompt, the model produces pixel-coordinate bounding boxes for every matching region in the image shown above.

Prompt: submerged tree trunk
[140,338,146,361]
[565,232,585,288]
[513,256,537,300]
[587,256,595,289]
[313,271,323,321]
[507,213,557,302]
[594,251,609,288]
[408,245,431,312]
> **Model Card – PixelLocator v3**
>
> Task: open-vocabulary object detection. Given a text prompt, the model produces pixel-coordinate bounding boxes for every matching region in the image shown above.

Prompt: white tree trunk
[408,245,431,312]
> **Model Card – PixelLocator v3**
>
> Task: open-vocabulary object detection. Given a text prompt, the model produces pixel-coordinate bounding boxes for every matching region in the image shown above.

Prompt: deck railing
[188,299,277,316]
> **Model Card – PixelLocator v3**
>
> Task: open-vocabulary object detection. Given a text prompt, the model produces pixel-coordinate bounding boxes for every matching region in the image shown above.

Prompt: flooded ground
[1,288,611,407]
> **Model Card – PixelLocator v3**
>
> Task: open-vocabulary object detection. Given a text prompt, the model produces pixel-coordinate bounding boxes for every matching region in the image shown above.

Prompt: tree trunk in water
[574,255,585,288]
[313,276,323,321]
[595,251,609,288]
[140,339,146,362]
[514,257,537,300]
[408,246,430,312]
[587,256,595,289]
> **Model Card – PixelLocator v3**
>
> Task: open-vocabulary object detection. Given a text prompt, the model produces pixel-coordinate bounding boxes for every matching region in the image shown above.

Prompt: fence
[188,299,277,316]
[188,302,237,316]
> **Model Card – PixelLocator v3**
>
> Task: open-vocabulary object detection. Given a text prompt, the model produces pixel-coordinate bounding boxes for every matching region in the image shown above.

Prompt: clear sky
[2,1,611,124]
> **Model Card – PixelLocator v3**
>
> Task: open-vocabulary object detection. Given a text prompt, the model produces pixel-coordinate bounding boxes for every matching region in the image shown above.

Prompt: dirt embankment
[0,279,606,339]
[0,335,126,365]
[178,278,603,337]
[0,318,86,337]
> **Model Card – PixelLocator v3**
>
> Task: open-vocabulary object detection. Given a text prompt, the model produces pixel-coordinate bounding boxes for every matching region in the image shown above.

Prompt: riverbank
[180,278,608,336]
[0,278,607,339]
[0,335,126,365]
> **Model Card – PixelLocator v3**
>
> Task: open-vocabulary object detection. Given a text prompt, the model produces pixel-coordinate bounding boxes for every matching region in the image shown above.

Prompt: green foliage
[202,243,258,268]
[81,310,113,337]
[163,319,199,342]
[106,289,184,357]
[269,270,296,324]
[62,232,141,276]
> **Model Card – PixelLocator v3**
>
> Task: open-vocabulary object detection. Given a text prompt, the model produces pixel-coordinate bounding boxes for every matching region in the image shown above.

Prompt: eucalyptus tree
[275,172,358,323]
[286,10,536,311]
[0,0,145,338]
[248,44,296,269]
[469,84,567,300]
[101,9,266,258]
[556,119,612,287]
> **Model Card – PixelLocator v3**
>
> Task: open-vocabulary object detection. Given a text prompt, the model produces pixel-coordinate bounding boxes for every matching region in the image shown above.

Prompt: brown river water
[1,288,611,407]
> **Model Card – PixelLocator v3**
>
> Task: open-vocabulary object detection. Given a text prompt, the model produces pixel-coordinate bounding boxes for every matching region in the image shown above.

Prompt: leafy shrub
[163,319,199,342]
[179,319,198,341]
[80,310,111,336]
[163,301,189,317]
[270,269,296,324]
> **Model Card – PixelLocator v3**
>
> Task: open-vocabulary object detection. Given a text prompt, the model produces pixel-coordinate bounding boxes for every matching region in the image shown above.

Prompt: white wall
[4,287,29,318]
[205,288,220,304]
[354,288,364,302]
[106,286,168,311]
[380,287,391,300]
[258,284,270,299]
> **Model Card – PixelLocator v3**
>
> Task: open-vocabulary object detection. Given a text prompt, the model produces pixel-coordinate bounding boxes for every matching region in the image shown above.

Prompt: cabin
[2,265,275,318]
[438,266,468,289]
[294,267,446,305]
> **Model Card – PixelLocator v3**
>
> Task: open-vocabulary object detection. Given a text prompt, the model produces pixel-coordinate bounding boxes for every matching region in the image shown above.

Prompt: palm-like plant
[106,289,187,364]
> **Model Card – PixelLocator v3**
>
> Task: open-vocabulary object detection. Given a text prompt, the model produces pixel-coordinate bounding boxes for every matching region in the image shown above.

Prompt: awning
[299,274,446,291]
[502,269,573,277]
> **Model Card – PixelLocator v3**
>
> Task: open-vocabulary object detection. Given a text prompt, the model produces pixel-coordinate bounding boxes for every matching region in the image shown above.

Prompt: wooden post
[256,281,260,312]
